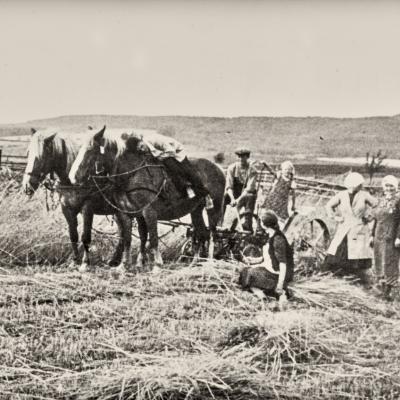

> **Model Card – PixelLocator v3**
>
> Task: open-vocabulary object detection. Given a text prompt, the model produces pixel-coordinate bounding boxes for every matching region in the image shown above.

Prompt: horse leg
[206,204,222,260]
[136,216,148,270]
[109,215,124,267]
[114,212,133,275]
[143,208,163,270]
[79,204,94,273]
[190,206,210,265]
[61,206,80,268]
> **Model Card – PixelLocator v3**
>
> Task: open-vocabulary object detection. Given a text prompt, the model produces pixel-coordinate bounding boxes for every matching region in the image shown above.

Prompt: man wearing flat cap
[223,147,258,231]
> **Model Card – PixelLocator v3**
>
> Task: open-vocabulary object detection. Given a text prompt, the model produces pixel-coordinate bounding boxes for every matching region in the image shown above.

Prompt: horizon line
[2,112,400,126]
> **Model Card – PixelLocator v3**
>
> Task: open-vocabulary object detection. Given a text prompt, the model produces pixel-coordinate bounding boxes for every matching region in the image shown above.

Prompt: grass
[0,176,400,398]
[2,114,400,165]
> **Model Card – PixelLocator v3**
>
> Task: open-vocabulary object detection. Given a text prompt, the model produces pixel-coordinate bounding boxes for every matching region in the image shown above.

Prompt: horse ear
[44,133,57,143]
[93,125,106,144]
[31,128,37,135]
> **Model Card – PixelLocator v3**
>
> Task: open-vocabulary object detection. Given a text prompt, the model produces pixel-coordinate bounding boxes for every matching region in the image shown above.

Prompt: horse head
[69,125,117,185]
[22,130,58,195]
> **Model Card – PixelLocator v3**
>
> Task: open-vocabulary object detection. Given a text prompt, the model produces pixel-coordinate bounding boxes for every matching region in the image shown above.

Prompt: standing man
[223,147,258,232]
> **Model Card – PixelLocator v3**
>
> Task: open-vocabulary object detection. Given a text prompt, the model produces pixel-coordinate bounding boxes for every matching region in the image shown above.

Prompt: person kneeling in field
[238,210,294,306]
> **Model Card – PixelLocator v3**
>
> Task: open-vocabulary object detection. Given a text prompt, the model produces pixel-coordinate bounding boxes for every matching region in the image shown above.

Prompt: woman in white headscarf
[323,172,378,283]
[263,160,296,221]
[371,175,400,299]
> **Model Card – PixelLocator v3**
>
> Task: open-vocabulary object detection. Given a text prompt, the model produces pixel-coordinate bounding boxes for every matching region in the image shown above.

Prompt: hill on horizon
[0,114,399,164]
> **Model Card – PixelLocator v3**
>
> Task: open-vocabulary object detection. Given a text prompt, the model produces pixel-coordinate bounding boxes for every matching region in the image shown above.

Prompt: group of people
[225,146,400,301]
[126,129,400,302]
[323,172,400,300]
[222,147,296,303]
[223,147,296,231]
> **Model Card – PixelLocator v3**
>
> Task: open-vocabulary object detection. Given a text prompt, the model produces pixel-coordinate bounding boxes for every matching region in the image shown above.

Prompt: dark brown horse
[22,127,126,271]
[69,128,226,272]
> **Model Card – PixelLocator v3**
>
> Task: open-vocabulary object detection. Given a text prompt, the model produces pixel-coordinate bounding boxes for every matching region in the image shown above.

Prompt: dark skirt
[238,266,292,300]
[323,236,372,283]
[374,238,400,287]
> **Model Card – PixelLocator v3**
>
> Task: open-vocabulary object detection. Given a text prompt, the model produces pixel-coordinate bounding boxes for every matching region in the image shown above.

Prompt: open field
[1,114,400,167]
[0,116,399,398]
[0,173,400,399]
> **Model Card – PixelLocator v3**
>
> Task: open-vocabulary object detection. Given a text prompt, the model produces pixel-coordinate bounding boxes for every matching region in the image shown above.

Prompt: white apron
[327,190,377,260]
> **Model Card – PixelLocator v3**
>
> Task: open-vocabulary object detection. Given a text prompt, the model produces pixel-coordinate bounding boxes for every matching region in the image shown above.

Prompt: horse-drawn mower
[178,164,342,269]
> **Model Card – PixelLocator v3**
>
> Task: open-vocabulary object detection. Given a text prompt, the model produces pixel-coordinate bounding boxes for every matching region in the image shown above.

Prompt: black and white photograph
[1,0,400,398]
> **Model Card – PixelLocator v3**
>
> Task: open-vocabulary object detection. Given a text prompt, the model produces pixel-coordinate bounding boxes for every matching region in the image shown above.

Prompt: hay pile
[1,188,400,398]
[1,260,400,399]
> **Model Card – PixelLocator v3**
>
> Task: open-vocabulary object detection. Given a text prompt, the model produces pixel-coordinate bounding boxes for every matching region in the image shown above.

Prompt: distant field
[1,114,400,167]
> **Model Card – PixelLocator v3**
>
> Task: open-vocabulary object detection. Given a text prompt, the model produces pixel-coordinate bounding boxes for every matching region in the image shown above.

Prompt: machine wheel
[296,218,330,262]
[178,238,194,263]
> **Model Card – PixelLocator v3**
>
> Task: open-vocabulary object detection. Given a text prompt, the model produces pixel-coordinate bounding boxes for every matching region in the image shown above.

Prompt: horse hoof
[189,258,199,267]
[135,259,147,269]
[68,261,78,271]
[78,263,89,273]
[151,265,162,274]
[111,264,126,278]
[108,260,121,267]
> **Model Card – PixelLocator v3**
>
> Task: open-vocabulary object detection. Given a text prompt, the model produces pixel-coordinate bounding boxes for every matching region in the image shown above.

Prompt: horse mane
[85,127,159,159]
[84,128,128,159]
[27,129,79,171]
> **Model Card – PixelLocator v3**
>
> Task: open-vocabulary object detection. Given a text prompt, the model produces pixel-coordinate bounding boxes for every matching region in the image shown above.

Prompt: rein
[91,174,167,215]
[91,162,165,180]
[88,159,168,215]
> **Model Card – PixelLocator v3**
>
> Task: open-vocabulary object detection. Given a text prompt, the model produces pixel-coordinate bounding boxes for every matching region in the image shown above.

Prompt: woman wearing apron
[263,160,296,222]
[323,172,378,284]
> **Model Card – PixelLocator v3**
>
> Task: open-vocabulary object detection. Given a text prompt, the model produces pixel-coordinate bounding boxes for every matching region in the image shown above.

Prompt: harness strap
[92,163,165,179]
[125,186,161,195]
[91,176,167,215]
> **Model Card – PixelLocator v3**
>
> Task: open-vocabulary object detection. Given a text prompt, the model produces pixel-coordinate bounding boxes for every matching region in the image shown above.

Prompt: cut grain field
[1,175,400,399]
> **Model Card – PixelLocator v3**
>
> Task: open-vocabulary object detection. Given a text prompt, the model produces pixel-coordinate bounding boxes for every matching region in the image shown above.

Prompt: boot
[383,284,393,301]
[180,158,209,198]
[242,213,253,232]
[371,277,385,297]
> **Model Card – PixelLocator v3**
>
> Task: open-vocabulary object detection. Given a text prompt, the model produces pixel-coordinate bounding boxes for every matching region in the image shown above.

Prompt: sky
[1,0,400,123]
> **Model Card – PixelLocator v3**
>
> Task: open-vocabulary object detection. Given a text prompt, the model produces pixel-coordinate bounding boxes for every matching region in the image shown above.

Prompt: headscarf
[281,160,295,174]
[344,172,364,189]
[382,175,399,190]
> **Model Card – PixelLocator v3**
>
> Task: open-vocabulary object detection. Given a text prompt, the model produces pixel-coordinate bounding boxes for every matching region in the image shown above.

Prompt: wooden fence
[0,138,30,171]
[0,151,28,171]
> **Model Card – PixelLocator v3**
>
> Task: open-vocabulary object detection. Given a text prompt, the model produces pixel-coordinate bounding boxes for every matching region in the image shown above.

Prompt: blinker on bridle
[94,145,106,175]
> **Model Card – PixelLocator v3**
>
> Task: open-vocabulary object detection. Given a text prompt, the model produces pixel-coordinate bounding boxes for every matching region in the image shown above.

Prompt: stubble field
[0,176,399,399]
[1,115,400,398]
